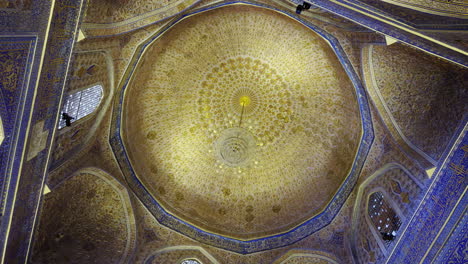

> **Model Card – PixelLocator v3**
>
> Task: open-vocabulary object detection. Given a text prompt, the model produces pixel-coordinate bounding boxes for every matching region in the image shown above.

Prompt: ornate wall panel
[306,0,468,67]
[0,37,35,213]
[50,50,113,168]
[85,0,199,24]
[343,0,468,30]
[423,31,468,54]
[356,0,467,19]
[432,211,468,264]
[31,168,136,264]
[0,36,36,262]
[82,0,200,37]
[0,0,86,262]
[351,163,425,263]
[350,99,428,194]
[364,43,467,163]
[387,120,467,263]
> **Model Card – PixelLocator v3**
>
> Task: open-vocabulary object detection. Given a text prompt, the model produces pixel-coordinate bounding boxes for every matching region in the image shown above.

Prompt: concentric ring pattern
[123,5,361,239]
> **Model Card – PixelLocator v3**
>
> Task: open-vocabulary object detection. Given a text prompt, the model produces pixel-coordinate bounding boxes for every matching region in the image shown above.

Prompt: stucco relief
[82,0,199,36]
[51,51,111,167]
[352,163,425,263]
[31,168,136,264]
[358,106,428,184]
[369,43,467,162]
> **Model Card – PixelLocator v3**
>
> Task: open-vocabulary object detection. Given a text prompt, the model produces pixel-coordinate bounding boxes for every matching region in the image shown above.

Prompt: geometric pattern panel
[387,121,468,263]
[31,168,137,264]
[370,44,467,162]
[0,37,35,215]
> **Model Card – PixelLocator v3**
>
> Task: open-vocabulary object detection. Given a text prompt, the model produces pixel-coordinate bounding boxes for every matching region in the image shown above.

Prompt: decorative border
[377,0,467,19]
[0,36,37,262]
[385,118,467,263]
[0,37,36,217]
[432,208,467,264]
[0,0,86,262]
[340,0,468,28]
[110,1,374,253]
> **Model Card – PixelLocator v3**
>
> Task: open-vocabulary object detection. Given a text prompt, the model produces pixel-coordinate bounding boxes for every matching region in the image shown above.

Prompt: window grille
[58,84,103,129]
[368,192,401,246]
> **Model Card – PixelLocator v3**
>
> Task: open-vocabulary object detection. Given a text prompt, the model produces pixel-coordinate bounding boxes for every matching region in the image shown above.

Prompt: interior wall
[366,43,467,162]
[51,50,112,168]
[28,0,467,263]
[31,168,136,264]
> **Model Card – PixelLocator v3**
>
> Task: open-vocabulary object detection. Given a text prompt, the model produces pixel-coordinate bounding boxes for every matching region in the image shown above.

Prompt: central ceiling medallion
[215,127,255,167]
[232,89,257,115]
[216,91,256,167]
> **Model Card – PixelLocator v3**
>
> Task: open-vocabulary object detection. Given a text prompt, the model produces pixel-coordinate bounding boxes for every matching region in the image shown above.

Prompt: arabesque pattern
[123,5,362,239]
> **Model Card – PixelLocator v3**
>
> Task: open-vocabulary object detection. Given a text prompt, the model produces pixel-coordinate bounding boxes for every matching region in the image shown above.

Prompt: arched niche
[30,167,136,264]
[144,246,219,264]
[351,163,424,263]
[51,50,114,168]
[273,249,341,264]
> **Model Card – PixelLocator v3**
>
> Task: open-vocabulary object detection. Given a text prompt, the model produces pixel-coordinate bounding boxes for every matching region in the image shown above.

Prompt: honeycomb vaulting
[124,5,361,238]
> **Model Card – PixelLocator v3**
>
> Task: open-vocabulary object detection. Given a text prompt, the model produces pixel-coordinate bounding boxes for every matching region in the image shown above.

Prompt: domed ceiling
[121,4,362,240]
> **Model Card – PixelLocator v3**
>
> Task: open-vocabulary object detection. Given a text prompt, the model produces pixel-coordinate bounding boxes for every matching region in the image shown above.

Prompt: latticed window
[180,260,201,264]
[58,84,103,129]
[368,192,401,246]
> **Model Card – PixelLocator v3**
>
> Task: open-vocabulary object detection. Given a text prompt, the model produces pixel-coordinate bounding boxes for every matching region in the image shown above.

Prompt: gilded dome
[121,5,362,239]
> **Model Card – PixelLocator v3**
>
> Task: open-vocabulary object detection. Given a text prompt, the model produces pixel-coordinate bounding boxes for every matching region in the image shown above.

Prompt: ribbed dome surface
[123,5,361,239]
